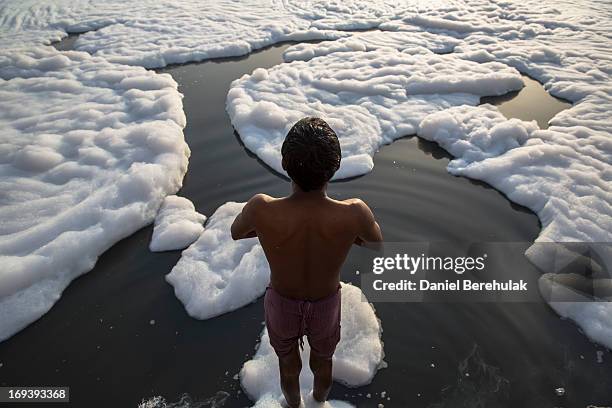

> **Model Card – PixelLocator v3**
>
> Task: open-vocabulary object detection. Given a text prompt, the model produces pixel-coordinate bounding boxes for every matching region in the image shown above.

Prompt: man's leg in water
[279,347,302,407]
[310,354,332,402]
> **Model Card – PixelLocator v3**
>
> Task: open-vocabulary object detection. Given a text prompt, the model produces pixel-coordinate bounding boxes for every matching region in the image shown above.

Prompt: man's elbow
[230,224,240,241]
[356,223,383,250]
[231,229,256,240]
[373,222,383,242]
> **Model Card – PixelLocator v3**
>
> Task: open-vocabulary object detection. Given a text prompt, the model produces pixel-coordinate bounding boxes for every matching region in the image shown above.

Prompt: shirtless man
[231,117,383,407]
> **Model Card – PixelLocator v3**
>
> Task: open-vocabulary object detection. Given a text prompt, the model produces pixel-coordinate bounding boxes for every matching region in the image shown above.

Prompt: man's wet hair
[281,117,341,192]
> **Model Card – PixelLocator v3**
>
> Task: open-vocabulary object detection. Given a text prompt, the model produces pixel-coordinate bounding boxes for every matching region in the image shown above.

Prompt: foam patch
[149,195,206,252]
[0,47,189,341]
[166,202,269,319]
[227,48,523,179]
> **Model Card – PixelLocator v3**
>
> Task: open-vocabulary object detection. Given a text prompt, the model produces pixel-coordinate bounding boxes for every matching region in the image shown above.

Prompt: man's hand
[231,194,267,240]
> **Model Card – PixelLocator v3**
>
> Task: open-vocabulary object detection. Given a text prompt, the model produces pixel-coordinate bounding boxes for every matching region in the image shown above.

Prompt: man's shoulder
[332,197,373,218]
[338,197,368,209]
[248,193,276,204]
[341,197,365,205]
[244,193,280,212]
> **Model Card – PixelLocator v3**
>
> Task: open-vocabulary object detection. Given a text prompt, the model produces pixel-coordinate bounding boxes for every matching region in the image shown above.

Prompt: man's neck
[290,182,327,199]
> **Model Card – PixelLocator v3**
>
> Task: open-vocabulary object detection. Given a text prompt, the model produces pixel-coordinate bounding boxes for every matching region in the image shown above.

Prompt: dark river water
[0,40,610,408]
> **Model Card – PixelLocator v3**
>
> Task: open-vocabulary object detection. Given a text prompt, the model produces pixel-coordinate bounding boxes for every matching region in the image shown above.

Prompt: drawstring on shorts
[298,301,312,351]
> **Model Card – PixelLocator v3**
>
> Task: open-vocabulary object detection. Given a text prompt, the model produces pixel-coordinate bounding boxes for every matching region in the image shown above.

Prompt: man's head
[281,117,341,192]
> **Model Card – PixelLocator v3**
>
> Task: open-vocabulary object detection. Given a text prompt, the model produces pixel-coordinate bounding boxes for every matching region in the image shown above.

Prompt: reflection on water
[482,76,571,129]
[0,39,609,408]
[53,33,79,51]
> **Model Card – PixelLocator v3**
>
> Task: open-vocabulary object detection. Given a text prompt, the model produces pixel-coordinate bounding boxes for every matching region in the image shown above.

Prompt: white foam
[417,104,539,171]
[283,28,460,62]
[149,195,206,252]
[165,202,269,320]
[539,275,612,350]
[227,48,523,179]
[0,0,374,68]
[241,283,383,407]
[417,104,610,245]
[251,393,354,408]
[0,47,189,341]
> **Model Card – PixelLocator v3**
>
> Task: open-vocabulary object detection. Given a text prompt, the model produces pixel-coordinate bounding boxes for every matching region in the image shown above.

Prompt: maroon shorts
[264,285,341,360]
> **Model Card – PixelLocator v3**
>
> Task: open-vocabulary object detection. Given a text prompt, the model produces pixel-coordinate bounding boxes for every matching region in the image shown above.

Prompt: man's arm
[350,199,383,248]
[231,194,266,240]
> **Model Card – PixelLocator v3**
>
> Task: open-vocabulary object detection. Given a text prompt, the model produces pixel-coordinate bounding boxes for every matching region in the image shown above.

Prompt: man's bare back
[231,190,382,300]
